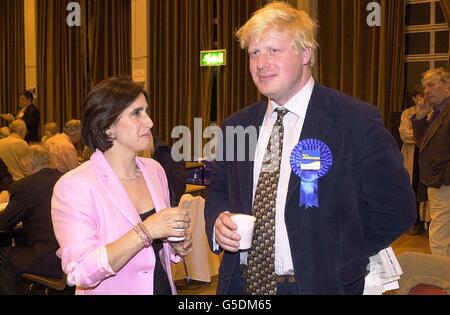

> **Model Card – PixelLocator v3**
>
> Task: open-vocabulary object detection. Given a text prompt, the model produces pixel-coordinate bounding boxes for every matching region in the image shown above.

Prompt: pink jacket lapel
[90,150,141,226]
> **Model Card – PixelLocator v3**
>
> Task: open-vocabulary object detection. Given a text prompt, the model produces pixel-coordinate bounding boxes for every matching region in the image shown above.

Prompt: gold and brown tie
[246,107,288,295]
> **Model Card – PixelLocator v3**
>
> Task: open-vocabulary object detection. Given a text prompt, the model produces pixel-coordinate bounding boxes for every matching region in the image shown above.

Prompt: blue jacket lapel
[240,100,268,214]
[286,83,333,207]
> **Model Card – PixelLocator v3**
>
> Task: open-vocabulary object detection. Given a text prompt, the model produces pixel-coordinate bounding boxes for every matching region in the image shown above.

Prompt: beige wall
[24,0,37,95]
[132,0,148,90]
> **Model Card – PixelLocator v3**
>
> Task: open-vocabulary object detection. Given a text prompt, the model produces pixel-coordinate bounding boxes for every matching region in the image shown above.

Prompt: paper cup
[230,214,256,250]
[168,229,186,242]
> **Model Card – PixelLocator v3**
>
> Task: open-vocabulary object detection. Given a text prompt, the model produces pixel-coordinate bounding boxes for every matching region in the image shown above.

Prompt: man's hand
[0,114,14,122]
[214,212,241,252]
[415,99,431,120]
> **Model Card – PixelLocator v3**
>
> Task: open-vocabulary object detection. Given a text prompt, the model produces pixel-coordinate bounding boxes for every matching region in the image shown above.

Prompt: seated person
[44,120,81,173]
[140,129,186,207]
[0,145,64,294]
[41,122,59,146]
[0,120,29,181]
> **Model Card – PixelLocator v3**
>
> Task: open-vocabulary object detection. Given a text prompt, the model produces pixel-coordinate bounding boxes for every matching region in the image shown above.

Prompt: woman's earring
[106,130,114,139]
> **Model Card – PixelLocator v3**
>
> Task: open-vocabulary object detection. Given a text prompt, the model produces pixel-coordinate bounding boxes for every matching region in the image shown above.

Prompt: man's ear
[303,48,313,65]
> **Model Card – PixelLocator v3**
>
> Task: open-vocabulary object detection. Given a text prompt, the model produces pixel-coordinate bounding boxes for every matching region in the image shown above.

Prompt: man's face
[19,95,31,108]
[422,75,450,106]
[248,30,312,105]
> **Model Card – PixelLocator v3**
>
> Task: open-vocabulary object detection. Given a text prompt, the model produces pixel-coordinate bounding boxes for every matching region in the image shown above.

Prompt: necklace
[119,166,142,182]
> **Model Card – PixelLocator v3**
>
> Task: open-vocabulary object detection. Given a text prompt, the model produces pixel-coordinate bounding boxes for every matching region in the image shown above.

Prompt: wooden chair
[22,273,69,295]
[395,252,450,295]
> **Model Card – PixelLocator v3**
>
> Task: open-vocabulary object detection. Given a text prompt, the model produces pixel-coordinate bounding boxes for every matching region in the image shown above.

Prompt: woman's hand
[416,100,431,120]
[170,231,193,257]
[142,207,190,240]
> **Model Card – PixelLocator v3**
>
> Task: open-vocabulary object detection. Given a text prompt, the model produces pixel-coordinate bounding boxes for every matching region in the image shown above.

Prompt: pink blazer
[51,150,181,295]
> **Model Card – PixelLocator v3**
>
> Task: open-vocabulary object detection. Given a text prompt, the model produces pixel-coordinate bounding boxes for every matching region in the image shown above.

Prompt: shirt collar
[435,96,450,112]
[268,77,315,118]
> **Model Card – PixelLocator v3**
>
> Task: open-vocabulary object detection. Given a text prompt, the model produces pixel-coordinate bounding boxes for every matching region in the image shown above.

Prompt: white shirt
[247,77,315,275]
[213,77,315,275]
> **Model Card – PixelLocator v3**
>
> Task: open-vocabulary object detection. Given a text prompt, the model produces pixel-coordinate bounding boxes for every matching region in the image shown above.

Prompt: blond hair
[236,1,319,66]
[64,119,81,136]
[21,145,53,169]
[9,119,27,138]
[422,68,450,88]
[43,122,59,136]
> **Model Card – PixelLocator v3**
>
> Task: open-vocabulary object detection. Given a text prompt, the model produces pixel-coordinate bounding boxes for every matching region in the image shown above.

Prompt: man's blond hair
[64,119,81,136]
[236,1,318,66]
[422,68,450,88]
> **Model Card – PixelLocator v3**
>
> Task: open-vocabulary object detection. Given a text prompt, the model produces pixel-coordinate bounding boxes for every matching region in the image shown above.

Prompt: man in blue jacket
[204,1,415,295]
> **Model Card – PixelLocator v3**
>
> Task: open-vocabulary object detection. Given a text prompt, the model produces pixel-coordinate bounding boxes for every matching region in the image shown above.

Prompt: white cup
[230,214,256,250]
[168,229,186,242]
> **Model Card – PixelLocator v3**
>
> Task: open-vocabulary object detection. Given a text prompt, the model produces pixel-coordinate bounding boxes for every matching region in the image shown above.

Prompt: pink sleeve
[51,177,116,288]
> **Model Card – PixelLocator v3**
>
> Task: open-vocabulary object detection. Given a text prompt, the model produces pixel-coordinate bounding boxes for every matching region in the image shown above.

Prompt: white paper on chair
[363,247,403,295]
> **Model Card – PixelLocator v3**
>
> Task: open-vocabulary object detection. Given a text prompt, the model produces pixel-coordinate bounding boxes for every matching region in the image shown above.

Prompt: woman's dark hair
[411,85,425,98]
[81,77,148,152]
[19,90,34,101]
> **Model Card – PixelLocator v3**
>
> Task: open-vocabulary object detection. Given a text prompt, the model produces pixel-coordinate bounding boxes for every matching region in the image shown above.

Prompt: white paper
[363,247,403,295]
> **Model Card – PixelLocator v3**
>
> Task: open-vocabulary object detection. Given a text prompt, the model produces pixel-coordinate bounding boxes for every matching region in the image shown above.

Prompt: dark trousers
[0,247,23,295]
[412,146,426,225]
[276,283,299,295]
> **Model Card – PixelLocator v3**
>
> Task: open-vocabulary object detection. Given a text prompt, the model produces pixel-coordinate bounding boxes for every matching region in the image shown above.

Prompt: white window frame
[405,0,449,68]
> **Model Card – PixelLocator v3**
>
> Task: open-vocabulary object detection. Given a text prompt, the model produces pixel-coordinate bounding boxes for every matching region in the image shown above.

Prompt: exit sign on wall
[200,50,226,67]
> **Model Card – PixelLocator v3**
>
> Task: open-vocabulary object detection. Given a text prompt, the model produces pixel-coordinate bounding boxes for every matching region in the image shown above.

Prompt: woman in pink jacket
[51,77,192,295]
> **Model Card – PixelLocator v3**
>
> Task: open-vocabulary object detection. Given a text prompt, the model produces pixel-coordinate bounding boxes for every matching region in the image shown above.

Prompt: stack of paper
[363,247,403,295]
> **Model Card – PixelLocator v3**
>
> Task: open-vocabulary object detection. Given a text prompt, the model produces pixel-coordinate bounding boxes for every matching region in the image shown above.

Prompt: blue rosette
[290,139,333,208]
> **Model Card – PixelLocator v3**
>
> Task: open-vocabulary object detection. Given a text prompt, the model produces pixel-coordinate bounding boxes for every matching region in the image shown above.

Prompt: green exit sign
[200,50,226,67]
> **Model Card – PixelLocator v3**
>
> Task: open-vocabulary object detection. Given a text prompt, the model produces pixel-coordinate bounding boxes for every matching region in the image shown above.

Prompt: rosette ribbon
[290,139,333,208]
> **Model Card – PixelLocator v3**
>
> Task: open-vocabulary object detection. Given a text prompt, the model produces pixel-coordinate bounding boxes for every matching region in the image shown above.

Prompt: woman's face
[108,93,154,154]
[412,94,424,107]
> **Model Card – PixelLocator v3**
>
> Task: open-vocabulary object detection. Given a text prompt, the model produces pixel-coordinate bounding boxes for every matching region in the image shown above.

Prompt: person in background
[0,145,63,294]
[140,130,186,207]
[0,120,29,182]
[0,160,13,203]
[412,68,450,257]
[0,90,40,143]
[51,77,192,295]
[205,2,415,295]
[44,120,81,173]
[0,127,10,139]
[41,122,59,146]
[399,85,430,235]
